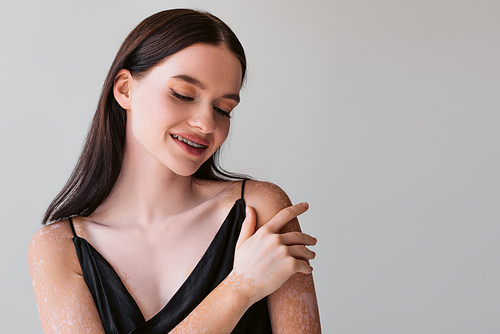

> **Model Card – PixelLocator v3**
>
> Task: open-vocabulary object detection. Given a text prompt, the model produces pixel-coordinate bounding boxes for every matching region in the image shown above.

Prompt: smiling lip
[171,133,210,147]
[170,132,210,157]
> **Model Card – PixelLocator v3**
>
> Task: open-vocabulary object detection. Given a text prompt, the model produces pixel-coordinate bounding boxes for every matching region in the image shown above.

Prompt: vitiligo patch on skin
[243,181,321,333]
[220,180,243,213]
[251,182,290,208]
[268,273,321,333]
[29,221,106,334]
[170,272,257,334]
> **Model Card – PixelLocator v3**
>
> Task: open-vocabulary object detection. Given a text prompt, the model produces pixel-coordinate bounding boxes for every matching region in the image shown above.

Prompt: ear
[113,69,133,110]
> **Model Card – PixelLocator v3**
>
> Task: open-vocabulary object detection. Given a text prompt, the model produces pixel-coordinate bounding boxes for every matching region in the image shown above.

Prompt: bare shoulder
[244,180,301,232]
[196,179,246,214]
[29,220,105,333]
[244,181,320,332]
[28,219,81,277]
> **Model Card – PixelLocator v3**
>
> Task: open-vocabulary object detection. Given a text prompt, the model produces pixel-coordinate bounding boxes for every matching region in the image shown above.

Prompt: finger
[236,206,257,250]
[280,232,317,246]
[287,245,316,261]
[290,258,314,275]
[266,202,309,233]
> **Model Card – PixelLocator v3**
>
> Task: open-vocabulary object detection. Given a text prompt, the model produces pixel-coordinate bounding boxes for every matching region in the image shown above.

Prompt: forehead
[144,43,243,91]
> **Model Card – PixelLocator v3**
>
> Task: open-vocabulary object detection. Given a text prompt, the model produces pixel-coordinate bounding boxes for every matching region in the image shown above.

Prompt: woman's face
[121,43,242,176]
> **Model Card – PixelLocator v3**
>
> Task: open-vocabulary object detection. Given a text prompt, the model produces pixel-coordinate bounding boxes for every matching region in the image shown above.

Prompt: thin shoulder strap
[241,179,247,200]
[68,217,78,238]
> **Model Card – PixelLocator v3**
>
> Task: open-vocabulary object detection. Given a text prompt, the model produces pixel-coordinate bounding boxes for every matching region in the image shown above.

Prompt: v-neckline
[73,198,243,325]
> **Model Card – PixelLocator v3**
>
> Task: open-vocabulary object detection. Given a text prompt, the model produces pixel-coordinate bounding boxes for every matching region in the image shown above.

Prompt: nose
[188,104,217,134]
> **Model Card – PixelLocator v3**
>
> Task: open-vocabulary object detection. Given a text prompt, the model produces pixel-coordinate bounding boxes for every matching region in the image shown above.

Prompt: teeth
[172,134,206,149]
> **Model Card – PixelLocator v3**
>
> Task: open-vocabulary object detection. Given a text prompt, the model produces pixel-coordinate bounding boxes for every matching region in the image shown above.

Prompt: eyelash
[171,90,231,118]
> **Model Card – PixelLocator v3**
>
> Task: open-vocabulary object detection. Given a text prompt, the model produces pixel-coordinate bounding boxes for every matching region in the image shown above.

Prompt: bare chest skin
[72,183,241,321]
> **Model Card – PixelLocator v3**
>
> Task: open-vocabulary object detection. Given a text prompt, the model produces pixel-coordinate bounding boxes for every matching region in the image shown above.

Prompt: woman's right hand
[232,202,317,305]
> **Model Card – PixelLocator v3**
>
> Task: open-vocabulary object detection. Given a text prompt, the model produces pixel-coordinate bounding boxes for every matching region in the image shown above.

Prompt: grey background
[1,0,499,333]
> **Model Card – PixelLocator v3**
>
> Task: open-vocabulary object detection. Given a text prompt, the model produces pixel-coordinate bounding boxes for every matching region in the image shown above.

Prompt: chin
[167,161,205,177]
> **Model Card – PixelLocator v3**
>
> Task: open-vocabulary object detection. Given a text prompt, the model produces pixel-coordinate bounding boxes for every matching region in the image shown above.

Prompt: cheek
[129,98,178,143]
[127,114,168,158]
[132,117,163,148]
[215,120,231,146]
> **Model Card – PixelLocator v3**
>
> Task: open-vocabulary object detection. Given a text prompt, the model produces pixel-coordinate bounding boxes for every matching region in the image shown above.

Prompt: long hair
[43,9,248,225]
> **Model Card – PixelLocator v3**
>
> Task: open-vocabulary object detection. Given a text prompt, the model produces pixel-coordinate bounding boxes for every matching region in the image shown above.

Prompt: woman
[29,9,321,334]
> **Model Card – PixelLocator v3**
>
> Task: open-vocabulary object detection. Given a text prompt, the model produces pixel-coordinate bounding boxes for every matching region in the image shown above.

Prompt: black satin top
[68,180,272,334]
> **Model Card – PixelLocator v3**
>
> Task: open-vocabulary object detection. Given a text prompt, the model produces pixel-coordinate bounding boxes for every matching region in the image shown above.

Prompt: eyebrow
[170,74,240,103]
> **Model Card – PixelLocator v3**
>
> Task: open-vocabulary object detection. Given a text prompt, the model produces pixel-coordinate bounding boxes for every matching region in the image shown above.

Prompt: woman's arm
[171,199,316,333]
[245,181,322,334]
[29,200,315,334]
[28,223,106,334]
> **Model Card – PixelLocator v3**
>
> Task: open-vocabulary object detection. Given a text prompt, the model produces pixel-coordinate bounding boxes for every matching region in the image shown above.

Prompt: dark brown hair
[43,9,247,225]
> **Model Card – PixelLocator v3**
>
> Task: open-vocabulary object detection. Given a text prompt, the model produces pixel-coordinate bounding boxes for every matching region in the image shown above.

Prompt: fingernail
[301,202,309,209]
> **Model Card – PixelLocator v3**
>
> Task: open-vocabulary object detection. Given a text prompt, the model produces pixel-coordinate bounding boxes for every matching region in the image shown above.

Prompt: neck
[91,139,205,227]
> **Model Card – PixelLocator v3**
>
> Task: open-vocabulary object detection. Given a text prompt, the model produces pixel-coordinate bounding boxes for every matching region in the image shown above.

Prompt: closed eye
[171,89,232,118]
[171,89,194,102]
[214,107,231,118]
